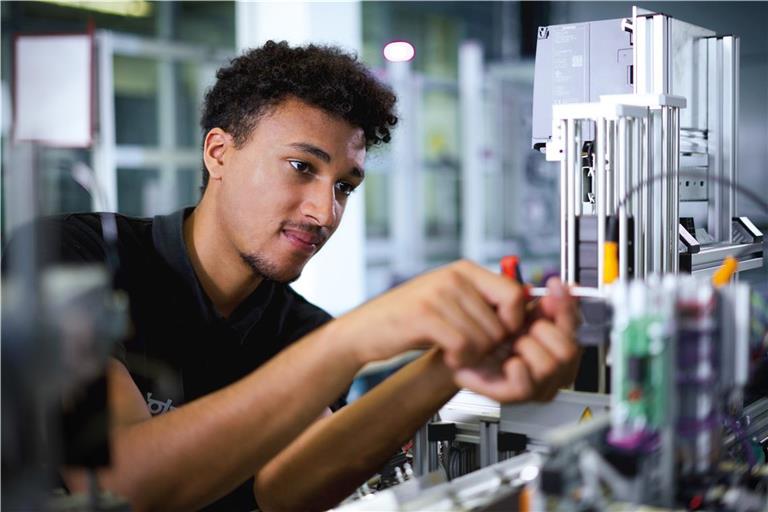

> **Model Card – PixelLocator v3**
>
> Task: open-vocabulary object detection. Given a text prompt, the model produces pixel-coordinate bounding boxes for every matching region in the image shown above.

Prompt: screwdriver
[526,285,605,300]
[500,255,606,300]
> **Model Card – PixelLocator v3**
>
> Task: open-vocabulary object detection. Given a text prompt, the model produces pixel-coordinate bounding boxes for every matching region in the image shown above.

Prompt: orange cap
[712,256,738,288]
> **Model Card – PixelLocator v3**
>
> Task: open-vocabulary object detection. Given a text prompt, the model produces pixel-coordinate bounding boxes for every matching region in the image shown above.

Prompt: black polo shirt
[5,208,341,511]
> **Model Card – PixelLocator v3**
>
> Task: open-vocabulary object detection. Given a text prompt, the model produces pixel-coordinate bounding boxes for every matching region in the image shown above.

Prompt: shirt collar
[152,207,274,339]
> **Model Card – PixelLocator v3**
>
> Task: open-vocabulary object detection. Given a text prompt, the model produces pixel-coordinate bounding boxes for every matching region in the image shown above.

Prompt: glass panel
[483,75,560,259]
[423,165,459,238]
[39,148,93,215]
[118,167,204,218]
[114,56,158,146]
[117,167,160,218]
[175,62,203,149]
[422,87,460,239]
[421,88,459,164]
[364,172,390,238]
[172,1,235,48]
[176,168,201,208]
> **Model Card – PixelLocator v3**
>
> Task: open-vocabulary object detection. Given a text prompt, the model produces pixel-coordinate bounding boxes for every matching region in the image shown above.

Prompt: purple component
[677,413,720,437]
[607,429,660,453]
[675,375,718,385]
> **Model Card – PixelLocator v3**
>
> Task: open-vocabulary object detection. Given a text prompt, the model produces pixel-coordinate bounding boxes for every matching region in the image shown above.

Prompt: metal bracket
[679,224,701,254]
[732,216,764,244]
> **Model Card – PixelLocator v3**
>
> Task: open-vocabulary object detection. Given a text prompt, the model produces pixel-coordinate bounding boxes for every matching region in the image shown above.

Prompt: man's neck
[183,197,263,318]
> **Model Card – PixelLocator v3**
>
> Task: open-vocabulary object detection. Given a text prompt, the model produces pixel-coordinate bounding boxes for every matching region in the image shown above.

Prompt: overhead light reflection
[383,41,415,63]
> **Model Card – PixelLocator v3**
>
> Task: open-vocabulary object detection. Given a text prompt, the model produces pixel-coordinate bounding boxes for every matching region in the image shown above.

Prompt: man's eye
[289,160,310,173]
[335,181,356,197]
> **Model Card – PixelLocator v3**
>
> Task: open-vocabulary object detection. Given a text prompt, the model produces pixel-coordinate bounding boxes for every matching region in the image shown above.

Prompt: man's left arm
[253,348,458,512]
[253,278,580,512]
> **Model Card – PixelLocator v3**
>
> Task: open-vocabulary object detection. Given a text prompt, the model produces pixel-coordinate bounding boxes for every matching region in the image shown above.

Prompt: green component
[753,441,766,465]
[618,315,670,430]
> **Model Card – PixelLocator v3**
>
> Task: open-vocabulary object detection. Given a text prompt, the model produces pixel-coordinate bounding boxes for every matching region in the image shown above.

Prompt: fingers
[528,319,579,369]
[454,277,508,351]
[454,358,535,403]
[512,335,562,400]
[452,315,582,403]
[530,319,581,387]
[537,277,580,334]
[413,311,477,369]
[414,262,526,367]
[450,260,528,333]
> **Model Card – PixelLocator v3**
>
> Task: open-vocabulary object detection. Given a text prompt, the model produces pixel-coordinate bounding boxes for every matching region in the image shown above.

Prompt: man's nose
[301,180,337,227]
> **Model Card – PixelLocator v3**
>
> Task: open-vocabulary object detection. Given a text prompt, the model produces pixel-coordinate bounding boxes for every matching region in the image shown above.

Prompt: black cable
[615,170,768,216]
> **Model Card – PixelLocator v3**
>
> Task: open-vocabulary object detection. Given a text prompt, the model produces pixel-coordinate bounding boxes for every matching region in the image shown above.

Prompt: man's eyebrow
[288,142,365,180]
[288,142,331,163]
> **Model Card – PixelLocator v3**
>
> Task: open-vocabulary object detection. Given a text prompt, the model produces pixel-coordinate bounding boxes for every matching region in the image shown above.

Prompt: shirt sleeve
[111,338,129,368]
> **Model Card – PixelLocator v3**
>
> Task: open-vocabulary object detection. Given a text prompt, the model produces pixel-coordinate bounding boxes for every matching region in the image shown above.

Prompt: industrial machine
[337,6,768,511]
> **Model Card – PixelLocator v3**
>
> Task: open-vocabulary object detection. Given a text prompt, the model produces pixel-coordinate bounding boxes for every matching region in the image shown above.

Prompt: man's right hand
[335,260,528,369]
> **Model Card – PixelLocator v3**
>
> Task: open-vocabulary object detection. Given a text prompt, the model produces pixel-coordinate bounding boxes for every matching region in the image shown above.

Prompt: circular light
[383,41,415,62]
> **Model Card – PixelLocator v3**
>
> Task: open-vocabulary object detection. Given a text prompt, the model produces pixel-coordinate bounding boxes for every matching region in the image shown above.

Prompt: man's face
[208,97,366,283]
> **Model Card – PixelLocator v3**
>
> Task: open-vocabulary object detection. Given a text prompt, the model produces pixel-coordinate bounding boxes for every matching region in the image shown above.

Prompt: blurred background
[2,1,766,317]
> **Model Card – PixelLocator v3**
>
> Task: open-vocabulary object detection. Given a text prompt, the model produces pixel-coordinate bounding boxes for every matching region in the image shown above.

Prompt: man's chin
[272,269,302,284]
[254,264,303,284]
[239,251,304,283]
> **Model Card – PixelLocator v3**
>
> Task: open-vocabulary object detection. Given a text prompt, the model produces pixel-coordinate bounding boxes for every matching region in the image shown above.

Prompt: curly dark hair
[199,40,398,192]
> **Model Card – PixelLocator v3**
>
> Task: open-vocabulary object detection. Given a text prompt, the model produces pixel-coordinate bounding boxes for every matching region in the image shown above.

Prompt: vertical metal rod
[413,424,429,476]
[93,32,117,212]
[672,107,680,273]
[632,118,642,279]
[731,37,739,243]
[575,131,583,216]
[619,117,628,281]
[647,112,655,274]
[567,119,578,284]
[661,107,670,272]
[642,114,649,278]
[637,117,644,278]
[708,37,724,242]
[480,422,490,468]
[607,120,615,213]
[596,117,606,289]
[488,422,499,465]
[667,107,675,273]
[560,120,568,281]
[667,107,673,273]
[610,121,621,215]
[667,109,673,275]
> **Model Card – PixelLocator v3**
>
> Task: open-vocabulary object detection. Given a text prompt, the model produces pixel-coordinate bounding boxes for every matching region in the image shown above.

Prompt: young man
[23,41,580,511]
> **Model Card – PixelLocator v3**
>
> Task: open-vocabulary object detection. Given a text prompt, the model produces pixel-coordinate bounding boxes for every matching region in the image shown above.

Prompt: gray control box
[531,18,633,149]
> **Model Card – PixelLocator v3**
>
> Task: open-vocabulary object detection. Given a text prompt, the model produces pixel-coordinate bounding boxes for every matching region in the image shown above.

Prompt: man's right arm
[64,317,365,512]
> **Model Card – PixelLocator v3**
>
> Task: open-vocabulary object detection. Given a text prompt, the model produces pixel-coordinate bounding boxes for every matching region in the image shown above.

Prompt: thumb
[537,277,578,333]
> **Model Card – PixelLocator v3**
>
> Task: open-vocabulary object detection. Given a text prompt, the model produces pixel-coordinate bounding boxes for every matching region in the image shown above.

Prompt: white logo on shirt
[146,392,177,416]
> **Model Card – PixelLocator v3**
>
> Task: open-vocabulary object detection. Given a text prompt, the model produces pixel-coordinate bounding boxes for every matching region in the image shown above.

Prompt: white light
[520,465,540,482]
[40,0,152,17]
[383,41,415,62]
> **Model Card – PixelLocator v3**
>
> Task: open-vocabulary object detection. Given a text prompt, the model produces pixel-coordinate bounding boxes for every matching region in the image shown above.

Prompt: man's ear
[203,128,232,183]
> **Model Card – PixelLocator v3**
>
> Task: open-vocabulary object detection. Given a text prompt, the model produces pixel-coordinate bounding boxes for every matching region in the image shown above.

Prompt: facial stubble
[239,251,303,284]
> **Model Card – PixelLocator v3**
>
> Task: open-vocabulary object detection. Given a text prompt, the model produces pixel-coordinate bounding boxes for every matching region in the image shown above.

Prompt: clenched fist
[454,277,581,403]
[337,260,580,403]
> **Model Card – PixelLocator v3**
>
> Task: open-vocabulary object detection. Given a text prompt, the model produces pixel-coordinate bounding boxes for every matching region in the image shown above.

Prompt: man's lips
[282,229,325,252]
